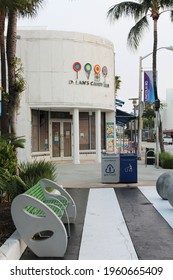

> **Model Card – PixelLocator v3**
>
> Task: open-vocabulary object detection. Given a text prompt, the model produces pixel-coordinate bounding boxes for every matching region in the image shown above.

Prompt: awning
[116,108,136,127]
[115,98,125,107]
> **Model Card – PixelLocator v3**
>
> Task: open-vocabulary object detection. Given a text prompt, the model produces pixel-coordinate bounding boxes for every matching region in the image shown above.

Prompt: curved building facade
[16,30,115,163]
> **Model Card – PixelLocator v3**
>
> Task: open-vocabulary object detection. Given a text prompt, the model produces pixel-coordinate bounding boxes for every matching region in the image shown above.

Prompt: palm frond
[107,1,146,22]
[160,0,173,9]
[18,0,45,18]
[127,16,149,49]
[19,160,57,188]
[0,0,44,17]
[11,137,25,149]
[170,10,173,20]
[1,134,26,148]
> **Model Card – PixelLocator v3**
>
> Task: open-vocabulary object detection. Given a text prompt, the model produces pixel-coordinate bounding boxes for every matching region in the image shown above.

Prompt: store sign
[69,62,110,88]
[69,80,109,88]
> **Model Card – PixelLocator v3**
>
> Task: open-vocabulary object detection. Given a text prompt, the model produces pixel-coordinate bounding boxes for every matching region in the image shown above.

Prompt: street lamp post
[129,97,138,153]
[138,46,173,166]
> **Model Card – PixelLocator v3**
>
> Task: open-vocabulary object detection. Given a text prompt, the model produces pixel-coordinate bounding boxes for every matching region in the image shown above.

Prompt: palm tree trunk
[159,116,164,153]
[152,18,165,160]
[0,12,8,134]
[152,19,158,103]
[6,9,17,135]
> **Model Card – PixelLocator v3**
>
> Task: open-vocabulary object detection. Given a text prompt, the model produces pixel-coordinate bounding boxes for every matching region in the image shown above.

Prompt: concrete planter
[0,230,26,260]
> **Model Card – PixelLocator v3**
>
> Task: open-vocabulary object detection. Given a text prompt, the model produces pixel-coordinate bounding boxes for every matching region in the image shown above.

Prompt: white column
[95,109,101,163]
[73,108,80,164]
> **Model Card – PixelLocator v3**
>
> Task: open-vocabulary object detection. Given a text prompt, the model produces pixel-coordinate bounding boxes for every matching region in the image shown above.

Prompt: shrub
[19,160,57,188]
[0,134,25,175]
[159,152,173,169]
[0,168,27,201]
[0,140,17,175]
[0,135,26,200]
[0,160,57,200]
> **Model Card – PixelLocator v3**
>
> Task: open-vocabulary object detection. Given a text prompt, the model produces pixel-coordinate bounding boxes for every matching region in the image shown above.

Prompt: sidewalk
[2,158,173,260]
[56,158,168,189]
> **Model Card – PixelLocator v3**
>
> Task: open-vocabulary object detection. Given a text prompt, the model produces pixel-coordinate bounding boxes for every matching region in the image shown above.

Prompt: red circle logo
[73,62,82,72]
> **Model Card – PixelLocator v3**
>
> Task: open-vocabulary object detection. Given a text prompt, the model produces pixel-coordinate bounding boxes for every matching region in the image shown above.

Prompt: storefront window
[79,112,105,150]
[32,110,49,152]
[101,113,106,150]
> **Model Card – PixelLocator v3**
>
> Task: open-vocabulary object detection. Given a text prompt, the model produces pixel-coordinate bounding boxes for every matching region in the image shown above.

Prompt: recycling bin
[145,148,155,165]
[101,153,120,183]
[120,153,138,183]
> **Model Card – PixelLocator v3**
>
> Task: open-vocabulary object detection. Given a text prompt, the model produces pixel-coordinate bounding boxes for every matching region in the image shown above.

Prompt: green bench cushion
[24,182,68,219]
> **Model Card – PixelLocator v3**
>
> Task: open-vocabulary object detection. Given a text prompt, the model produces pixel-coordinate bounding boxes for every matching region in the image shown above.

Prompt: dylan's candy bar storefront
[16,30,116,164]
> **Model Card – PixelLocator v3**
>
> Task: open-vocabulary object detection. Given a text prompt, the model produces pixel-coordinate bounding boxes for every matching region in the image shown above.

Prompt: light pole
[129,97,138,153]
[138,46,173,166]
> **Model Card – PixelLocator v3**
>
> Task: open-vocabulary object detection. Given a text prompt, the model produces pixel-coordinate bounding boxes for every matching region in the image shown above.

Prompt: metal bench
[11,178,77,257]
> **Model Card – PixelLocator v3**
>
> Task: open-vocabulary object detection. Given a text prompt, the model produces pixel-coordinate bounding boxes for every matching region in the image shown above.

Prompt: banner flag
[144,71,155,102]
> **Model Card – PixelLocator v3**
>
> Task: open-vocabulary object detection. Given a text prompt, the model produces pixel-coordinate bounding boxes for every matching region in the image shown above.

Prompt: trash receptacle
[145,148,155,165]
[120,153,138,183]
[101,153,120,183]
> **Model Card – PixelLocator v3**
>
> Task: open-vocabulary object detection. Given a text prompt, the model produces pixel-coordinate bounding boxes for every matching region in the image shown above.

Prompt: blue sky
[18,0,173,112]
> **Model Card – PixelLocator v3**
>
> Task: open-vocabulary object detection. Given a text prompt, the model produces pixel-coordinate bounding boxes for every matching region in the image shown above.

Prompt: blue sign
[144,71,155,102]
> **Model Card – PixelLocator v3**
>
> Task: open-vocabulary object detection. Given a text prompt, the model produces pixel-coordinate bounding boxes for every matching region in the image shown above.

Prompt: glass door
[63,122,72,157]
[52,121,72,159]
[52,122,61,157]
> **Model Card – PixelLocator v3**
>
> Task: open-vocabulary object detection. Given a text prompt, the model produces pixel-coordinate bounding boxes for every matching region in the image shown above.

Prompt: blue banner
[144,71,155,102]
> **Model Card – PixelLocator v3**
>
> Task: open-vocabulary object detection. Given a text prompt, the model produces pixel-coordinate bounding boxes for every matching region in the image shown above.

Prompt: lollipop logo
[84,63,92,79]
[102,66,108,76]
[94,64,101,74]
[102,66,108,83]
[73,62,81,72]
[73,62,81,79]
[94,64,101,81]
[71,62,109,88]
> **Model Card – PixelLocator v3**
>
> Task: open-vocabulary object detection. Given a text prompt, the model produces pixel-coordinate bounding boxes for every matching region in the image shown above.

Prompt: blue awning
[116,98,125,107]
[116,109,136,127]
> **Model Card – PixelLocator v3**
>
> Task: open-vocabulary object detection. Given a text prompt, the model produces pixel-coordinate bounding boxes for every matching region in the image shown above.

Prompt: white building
[161,88,173,135]
[16,30,116,164]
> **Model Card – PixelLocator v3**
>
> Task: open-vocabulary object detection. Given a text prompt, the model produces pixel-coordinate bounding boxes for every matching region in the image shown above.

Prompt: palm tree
[0,0,24,134]
[115,75,121,95]
[0,0,45,135]
[0,10,8,134]
[6,0,44,135]
[107,0,173,153]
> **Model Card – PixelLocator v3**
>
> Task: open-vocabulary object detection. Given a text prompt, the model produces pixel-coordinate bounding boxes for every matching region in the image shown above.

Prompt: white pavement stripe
[78,188,138,260]
[139,186,173,229]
